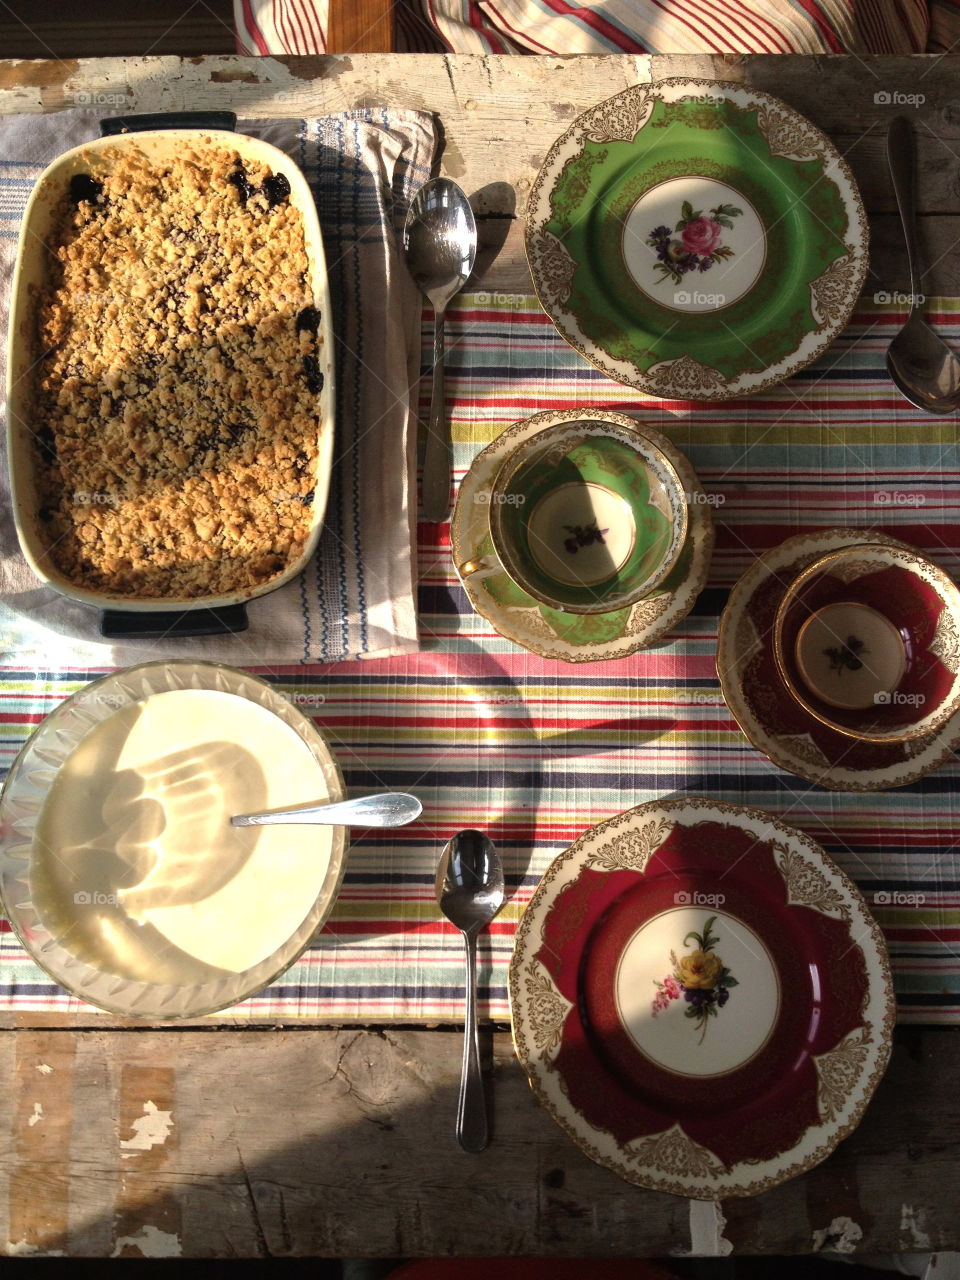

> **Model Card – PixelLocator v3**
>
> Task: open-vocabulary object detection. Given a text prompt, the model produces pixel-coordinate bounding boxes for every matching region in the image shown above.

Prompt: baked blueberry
[263,173,291,207]
[69,173,103,205]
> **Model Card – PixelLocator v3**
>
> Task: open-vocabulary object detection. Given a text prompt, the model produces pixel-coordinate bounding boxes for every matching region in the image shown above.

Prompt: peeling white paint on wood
[27,1102,43,1126]
[922,1255,960,1279]
[120,1100,173,1154]
[5,1240,66,1257]
[901,1204,932,1251]
[36,1064,53,1075]
[686,1201,733,1256]
[813,1216,864,1254]
[111,1225,182,1258]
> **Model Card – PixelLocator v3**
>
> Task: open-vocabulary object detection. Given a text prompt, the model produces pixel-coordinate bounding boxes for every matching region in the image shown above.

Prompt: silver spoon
[435,829,505,1152]
[231,792,421,828]
[885,115,960,414]
[403,178,478,522]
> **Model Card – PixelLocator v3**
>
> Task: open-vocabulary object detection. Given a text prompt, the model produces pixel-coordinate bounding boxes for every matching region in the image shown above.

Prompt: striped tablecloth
[1,294,958,1024]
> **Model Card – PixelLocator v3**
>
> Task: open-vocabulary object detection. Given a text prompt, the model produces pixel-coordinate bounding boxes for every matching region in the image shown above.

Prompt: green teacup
[459,417,688,613]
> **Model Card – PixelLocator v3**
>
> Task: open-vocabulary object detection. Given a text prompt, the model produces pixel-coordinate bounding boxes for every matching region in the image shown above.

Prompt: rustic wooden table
[0,53,958,1260]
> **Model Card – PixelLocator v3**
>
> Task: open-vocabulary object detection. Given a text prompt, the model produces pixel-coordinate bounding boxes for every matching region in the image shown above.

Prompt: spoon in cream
[232,792,422,828]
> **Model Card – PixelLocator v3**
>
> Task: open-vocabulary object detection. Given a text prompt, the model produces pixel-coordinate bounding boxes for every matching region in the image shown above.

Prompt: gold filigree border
[772,840,847,918]
[524,77,869,401]
[507,795,896,1199]
[715,529,960,791]
[449,408,715,662]
[814,1025,872,1124]
[522,959,574,1057]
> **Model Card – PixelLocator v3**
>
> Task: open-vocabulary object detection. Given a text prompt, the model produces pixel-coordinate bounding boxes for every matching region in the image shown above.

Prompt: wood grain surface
[0,1025,957,1258]
[1,53,959,293]
[0,1,236,60]
[0,53,958,1257]
[327,0,395,54]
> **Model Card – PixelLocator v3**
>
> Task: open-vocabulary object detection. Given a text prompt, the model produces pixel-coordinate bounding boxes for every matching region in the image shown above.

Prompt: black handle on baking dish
[99,111,237,137]
[99,604,249,640]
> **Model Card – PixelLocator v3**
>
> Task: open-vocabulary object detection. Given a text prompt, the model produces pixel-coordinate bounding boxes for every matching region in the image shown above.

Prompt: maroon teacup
[772,542,960,743]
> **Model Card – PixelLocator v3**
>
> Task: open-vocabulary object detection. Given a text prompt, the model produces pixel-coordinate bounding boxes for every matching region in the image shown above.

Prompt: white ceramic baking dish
[5,112,335,637]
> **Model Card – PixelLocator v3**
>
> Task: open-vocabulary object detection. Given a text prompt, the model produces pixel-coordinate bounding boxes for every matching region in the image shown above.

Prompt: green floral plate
[451,409,714,662]
[526,79,868,400]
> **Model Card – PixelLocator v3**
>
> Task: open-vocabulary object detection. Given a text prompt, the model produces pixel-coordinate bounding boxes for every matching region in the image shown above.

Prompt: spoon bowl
[885,115,960,414]
[403,178,478,521]
[436,829,505,1151]
[886,311,960,414]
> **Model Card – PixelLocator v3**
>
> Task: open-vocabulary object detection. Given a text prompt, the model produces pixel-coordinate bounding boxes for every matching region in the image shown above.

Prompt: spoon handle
[886,116,922,304]
[422,311,451,522]
[457,929,488,1152]
[231,792,422,828]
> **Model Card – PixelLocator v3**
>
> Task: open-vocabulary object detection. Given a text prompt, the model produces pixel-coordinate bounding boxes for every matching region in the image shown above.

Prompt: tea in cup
[773,541,960,743]
[457,416,688,614]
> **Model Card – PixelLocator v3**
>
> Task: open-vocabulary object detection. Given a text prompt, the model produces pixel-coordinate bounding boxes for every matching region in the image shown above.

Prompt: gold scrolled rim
[716,528,960,791]
[487,414,690,613]
[450,407,715,663]
[771,541,960,745]
[456,555,499,579]
[524,77,870,401]
[507,794,896,1199]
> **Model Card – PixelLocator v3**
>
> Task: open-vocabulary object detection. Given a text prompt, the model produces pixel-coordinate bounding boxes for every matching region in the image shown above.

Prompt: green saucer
[526,79,868,400]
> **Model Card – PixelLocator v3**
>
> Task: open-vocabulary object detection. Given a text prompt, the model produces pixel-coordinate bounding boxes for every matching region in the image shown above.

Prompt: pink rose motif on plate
[681,216,721,257]
[646,200,743,288]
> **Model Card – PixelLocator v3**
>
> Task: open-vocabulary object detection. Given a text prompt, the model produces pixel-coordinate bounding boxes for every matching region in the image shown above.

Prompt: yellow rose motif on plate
[678,949,723,990]
[652,915,739,1045]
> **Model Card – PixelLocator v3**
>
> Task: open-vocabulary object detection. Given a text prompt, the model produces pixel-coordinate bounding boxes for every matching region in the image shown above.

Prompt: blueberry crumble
[30,142,325,599]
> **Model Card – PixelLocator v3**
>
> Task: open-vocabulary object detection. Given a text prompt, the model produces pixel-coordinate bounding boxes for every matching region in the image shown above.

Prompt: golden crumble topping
[30,142,324,599]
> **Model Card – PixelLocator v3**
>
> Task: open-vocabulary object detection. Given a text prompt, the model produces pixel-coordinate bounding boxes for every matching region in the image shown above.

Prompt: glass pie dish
[0,660,347,1018]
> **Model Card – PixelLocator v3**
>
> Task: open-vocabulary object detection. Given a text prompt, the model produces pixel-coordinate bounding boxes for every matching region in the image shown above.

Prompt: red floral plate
[717,528,960,790]
[509,796,894,1198]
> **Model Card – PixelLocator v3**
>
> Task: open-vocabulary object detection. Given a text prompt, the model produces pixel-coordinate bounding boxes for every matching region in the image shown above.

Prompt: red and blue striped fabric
[235,0,930,54]
[235,0,328,54]
[425,0,927,54]
[1,294,959,1024]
